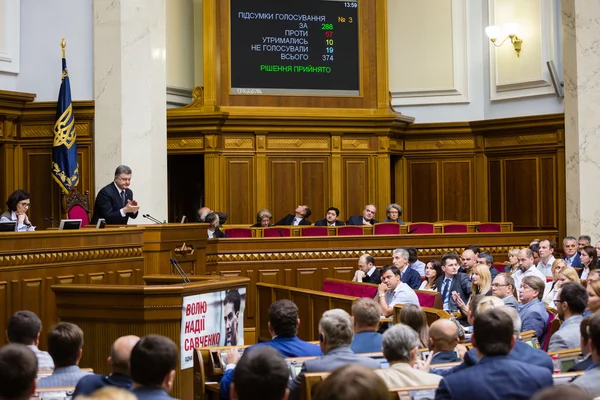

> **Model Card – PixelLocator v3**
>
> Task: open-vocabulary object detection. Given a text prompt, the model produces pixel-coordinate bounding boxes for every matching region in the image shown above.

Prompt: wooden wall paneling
[244,269,256,319]
[0,281,8,345]
[441,160,472,221]
[331,267,354,281]
[343,157,369,219]
[408,161,438,222]
[540,156,557,229]
[504,158,539,229]
[87,272,106,284]
[225,157,254,224]
[488,160,502,222]
[556,132,567,241]
[311,295,333,340]
[300,160,328,224]
[290,292,311,341]
[473,148,489,222]
[22,278,43,318]
[296,268,319,291]
[23,149,58,229]
[270,159,298,222]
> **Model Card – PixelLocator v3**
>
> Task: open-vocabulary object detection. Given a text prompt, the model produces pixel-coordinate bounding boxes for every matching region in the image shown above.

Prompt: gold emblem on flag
[53,104,76,149]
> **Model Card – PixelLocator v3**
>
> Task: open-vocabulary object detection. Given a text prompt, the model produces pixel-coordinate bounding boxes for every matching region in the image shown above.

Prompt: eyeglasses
[553,299,564,305]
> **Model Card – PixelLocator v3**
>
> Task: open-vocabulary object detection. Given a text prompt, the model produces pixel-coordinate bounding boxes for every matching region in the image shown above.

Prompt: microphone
[180,215,187,224]
[408,228,418,234]
[143,214,163,224]
[44,217,59,227]
[169,258,190,283]
[474,225,479,232]
[279,229,283,237]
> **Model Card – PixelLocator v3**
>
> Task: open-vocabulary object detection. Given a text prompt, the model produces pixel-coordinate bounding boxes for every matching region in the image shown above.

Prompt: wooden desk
[0,227,145,347]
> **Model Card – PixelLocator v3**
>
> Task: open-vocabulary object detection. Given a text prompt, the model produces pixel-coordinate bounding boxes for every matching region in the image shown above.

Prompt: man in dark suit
[393,248,421,290]
[435,253,472,312]
[131,335,178,400]
[288,309,380,400]
[91,165,139,225]
[564,236,583,268]
[314,207,345,226]
[346,204,377,225]
[435,308,553,399]
[275,205,311,226]
[428,319,460,365]
[352,254,381,284]
[206,212,228,238]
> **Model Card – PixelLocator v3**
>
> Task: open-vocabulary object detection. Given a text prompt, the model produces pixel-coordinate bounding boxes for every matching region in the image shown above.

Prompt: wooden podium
[52,276,250,400]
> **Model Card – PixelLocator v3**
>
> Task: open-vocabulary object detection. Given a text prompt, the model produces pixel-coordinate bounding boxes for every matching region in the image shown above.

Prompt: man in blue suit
[350,298,383,354]
[435,308,553,400]
[518,276,549,345]
[220,300,321,399]
[131,335,178,400]
[563,236,583,268]
[393,248,422,290]
[346,204,377,225]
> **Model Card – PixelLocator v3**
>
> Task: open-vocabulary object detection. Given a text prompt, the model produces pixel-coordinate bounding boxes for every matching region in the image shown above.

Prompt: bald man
[73,335,140,396]
[428,319,461,365]
[459,249,477,274]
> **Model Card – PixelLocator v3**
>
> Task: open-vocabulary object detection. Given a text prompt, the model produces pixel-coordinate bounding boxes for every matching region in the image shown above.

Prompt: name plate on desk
[180,287,247,369]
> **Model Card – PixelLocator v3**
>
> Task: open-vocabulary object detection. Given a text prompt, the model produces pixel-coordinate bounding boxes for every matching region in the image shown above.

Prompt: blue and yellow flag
[52,39,79,194]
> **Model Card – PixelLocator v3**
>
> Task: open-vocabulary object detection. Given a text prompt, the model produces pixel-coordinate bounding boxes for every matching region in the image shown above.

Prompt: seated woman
[0,190,35,231]
[554,267,580,298]
[504,249,520,274]
[586,280,600,314]
[543,259,567,306]
[419,259,442,291]
[580,245,598,280]
[399,304,428,348]
[250,208,273,227]
[382,203,405,224]
[454,264,492,317]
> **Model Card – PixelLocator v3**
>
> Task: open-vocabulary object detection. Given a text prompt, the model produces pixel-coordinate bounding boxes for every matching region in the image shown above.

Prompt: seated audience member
[73,335,140,397]
[454,264,492,317]
[550,267,582,305]
[0,344,38,400]
[435,308,553,400]
[314,207,345,226]
[513,248,547,299]
[569,316,593,371]
[420,259,442,291]
[459,249,477,274]
[435,253,472,312]
[275,205,311,226]
[587,280,600,314]
[491,273,519,310]
[77,387,136,400]
[392,248,421,290]
[288,309,380,400]
[231,347,289,400]
[375,324,442,388]
[505,249,520,274]
[250,209,273,227]
[543,259,568,306]
[428,319,460,365]
[6,310,54,370]
[377,265,419,318]
[477,251,499,280]
[564,236,583,268]
[531,242,541,267]
[346,204,377,226]
[587,269,600,285]
[531,385,590,400]
[580,245,598,280]
[382,203,404,224]
[37,322,92,388]
[350,299,383,353]
[0,189,35,231]
[197,206,212,222]
[518,276,550,345]
[399,304,429,348]
[313,364,389,400]
[548,282,587,352]
[220,300,321,399]
[570,312,600,397]
[406,247,425,276]
[206,212,228,238]
[130,335,178,400]
[536,239,556,277]
[579,235,592,251]
[352,254,381,284]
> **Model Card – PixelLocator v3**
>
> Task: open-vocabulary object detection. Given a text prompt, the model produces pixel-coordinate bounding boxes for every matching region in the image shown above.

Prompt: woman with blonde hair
[586,280,600,313]
[543,258,567,306]
[504,249,520,274]
[454,264,492,317]
[250,208,273,227]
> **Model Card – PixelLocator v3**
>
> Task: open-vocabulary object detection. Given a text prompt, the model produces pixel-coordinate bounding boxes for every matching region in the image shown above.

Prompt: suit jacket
[362,268,381,285]
[548,314,584,352]
[289,347,380,400]
[502,295,519,311]
[518,299,549,345]
[91,182,138,225]
[133,387,177,400]
[275,214,311,226]
[375,362,441,388]
[402,267,422,290]
[350,331,383,354]
[430,351,461,365]
[435,273,472,311]
[314,219,345,226]
[209,227,228,238]
[565,253,583,268]
[346,216,377,226]
[435,355,553,400]
[37,365,93,388]
[73,373,133,397]
[571,363,600,397]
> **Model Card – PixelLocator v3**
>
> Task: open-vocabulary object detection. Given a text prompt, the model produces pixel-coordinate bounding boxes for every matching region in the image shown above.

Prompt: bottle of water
[552,354,561,373]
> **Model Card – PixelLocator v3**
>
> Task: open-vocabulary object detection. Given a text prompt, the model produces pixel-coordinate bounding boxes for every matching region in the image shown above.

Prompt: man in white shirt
[513,248,547,300]
[377,265,419,318]
[537,239,556,277]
